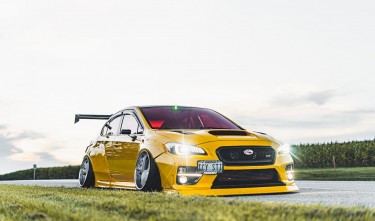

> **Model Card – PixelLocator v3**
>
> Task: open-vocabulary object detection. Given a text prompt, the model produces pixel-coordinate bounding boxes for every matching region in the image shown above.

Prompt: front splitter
[169,184,299,196]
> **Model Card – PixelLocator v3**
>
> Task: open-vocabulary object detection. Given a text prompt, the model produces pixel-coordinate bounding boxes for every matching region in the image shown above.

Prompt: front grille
[211,169,285,189]
[216,146,275,166]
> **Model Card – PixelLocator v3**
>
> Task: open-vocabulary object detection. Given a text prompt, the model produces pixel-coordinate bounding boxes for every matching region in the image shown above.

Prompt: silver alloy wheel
[135,152,151,189]
[79,158,89,185]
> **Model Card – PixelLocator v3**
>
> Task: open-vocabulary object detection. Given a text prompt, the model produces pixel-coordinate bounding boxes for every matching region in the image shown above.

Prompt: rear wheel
[79,156,95,188]
[134,151,162,191]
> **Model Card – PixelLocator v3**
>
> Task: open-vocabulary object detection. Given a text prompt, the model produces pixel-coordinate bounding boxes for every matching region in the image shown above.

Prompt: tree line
[292,139,375,168]
[0,165,80,180]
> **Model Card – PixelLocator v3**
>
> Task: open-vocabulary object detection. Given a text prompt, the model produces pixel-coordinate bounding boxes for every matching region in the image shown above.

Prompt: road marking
[300,191,355,195]
[300,187,333,190]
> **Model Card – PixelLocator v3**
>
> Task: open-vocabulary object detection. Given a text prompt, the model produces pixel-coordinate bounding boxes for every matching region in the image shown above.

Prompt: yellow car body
[77,106,298,196]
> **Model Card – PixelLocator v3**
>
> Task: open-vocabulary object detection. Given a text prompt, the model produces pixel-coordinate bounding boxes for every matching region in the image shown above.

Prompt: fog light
[179,176,188,184]
[285,164,294,172]
[287,172,294,181]
[285,164,294,181]
[177,166,203,185]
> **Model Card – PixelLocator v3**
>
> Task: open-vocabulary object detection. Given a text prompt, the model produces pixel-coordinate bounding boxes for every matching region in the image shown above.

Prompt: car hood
[154,129,276,146]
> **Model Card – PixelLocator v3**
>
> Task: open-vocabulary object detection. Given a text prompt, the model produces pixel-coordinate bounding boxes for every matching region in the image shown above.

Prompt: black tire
[134,150,162,191]
[79,156,95,188]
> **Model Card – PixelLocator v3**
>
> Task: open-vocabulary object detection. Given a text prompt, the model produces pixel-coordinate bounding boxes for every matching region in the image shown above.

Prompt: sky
[0,0,374,174]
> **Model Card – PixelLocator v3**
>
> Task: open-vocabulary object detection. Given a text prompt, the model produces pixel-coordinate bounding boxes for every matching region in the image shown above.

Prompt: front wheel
[79,156,95,188]
[134,151,162,191]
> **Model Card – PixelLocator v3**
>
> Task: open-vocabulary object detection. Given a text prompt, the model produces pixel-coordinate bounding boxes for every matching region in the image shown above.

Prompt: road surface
[1,180,374,208]
[231,180,375,208]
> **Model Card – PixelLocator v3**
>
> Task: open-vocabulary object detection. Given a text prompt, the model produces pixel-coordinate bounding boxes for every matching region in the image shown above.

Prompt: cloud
[236,112,359,129]
[0,125,64,173]
[0,129,16,156]
[7,152,41,162]
[342,108,375,115]
[305,90,337,105]
[232,104,375,144]
[272,89,340,106]
[0,130,44,141]
[291,129,375,144]
[16,130,45,140]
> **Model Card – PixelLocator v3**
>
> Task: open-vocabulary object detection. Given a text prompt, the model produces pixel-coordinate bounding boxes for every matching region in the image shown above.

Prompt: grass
[295,167,375,181]
[0,185,374,221]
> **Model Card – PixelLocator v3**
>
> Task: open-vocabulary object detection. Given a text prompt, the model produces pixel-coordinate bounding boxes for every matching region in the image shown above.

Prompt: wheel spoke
[79,160,87,185]
[79,159,90,185]
[141,170,149,186]
[135,152,151,189]
[142,156,148,171]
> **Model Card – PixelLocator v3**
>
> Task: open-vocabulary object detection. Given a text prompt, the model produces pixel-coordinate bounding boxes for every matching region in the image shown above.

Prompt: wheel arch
[140,139,166,160]
[79,155,96,188]
[134,148,163,191]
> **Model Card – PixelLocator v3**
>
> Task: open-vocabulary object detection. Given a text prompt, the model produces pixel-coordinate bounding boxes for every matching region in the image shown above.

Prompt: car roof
[137,105,203,108]
[114,106,210,116]
[122,105,209,111]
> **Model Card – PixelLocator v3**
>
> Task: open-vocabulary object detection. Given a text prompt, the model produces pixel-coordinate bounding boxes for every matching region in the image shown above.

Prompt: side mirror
[105,123,112,130]
[121,129,131,135]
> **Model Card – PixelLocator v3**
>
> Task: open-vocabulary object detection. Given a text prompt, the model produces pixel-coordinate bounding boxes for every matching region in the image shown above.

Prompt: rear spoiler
[74,114,112,124]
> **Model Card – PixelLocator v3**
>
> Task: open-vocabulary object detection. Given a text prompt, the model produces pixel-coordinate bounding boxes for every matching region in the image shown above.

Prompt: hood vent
[172,130,195,135]
[208,130,248,136]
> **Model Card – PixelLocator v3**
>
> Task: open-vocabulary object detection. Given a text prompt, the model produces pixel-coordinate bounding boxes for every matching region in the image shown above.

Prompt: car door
[89,123,113,185]
[103,114,124,179]
[112,112,144,182]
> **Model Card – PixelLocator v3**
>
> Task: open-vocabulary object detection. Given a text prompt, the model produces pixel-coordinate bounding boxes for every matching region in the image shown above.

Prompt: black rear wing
[74,114,112,124]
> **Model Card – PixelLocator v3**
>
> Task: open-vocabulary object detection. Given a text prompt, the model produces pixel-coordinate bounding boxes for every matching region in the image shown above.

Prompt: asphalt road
[231,181,375,208]
[1,180,374,208]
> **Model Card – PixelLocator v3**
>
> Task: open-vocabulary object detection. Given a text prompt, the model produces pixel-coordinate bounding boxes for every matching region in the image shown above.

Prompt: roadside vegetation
[291,139,375,181]
[0,185,374,221]
[292,139,375,168]
[295,167,375,181]
[0,165,80,180]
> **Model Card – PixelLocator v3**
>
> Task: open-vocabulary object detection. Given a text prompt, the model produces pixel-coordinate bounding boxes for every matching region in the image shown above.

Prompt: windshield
[140,106,241,130]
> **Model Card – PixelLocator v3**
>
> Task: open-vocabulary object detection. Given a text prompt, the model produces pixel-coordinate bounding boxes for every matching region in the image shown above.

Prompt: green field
[0,185,374,221]
[295,167,375,181]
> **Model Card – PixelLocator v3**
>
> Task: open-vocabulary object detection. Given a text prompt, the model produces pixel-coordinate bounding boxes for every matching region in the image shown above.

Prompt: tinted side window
[121,114,143,134]
[106,115,123,136]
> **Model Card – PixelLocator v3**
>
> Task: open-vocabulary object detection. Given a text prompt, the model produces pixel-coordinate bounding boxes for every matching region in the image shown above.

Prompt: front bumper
[156,147,299,196]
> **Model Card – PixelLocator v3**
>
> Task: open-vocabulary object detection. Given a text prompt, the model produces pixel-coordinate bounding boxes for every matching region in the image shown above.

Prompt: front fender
[140,138,166,159]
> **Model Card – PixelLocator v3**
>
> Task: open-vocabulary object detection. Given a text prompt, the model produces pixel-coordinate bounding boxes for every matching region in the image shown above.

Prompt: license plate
[197,160,223,174]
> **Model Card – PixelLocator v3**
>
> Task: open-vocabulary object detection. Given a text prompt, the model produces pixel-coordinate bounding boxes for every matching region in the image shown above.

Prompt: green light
[173,105,178,111]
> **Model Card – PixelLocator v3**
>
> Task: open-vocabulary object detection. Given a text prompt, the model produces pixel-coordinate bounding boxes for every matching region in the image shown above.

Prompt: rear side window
[102,115,123,136]
[121,114,143,134]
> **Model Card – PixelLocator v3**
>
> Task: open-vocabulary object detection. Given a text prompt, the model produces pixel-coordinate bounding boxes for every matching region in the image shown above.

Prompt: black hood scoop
[208,130,248,136]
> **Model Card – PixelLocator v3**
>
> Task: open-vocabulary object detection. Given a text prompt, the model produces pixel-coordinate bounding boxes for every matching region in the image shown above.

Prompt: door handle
[130,135,137,142]
[113,142,122,150]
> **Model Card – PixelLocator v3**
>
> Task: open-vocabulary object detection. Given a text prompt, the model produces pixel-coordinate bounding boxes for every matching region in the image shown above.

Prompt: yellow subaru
[76,106,298,195]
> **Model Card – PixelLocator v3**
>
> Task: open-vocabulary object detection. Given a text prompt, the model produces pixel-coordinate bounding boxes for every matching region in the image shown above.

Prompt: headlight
[278,144,290,154]
[165,143,206,156]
